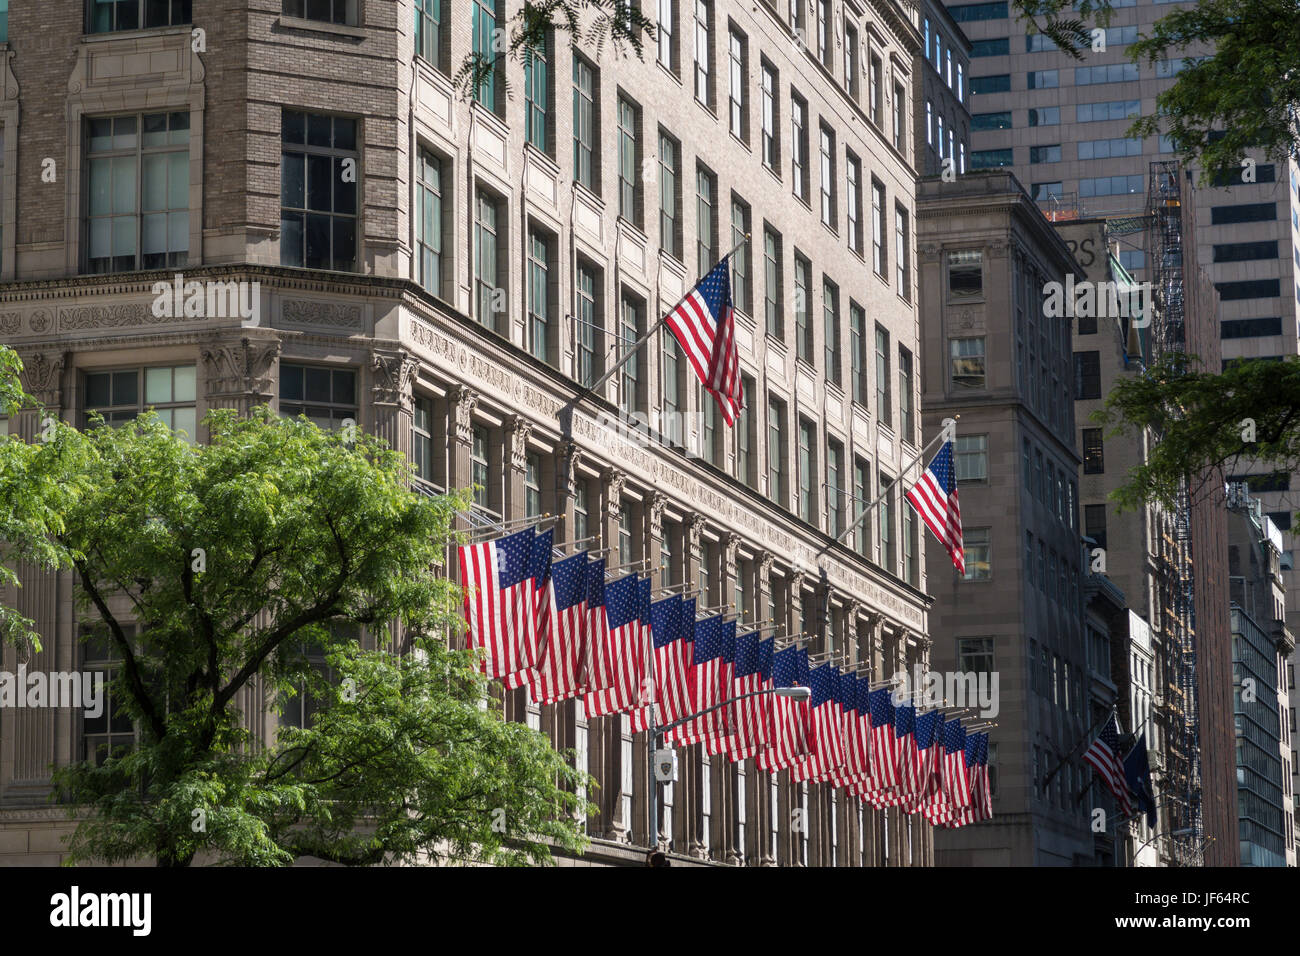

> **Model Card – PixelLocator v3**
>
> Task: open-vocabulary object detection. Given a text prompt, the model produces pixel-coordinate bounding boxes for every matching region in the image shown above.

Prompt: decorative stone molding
[371,349,418,406]
[281,300,363,330]
[507,416,533,473]
[17,351,67,405]
[450,385,478,446]
[59,303,155,331]
[0,312,19,334]
[686,513,707,557]
[648,491,667,539]
[563,441,584,499]
[200,336,281,401]
[602,467,626,514]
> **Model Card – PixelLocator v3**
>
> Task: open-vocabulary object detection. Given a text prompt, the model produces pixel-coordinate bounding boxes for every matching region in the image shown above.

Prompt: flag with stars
[664,599,697,747]
[526,550,588,705]
[727,631,768,761]
[1083,713,1134,816]
[940,720,973,827]
[831,672,862,789]
[678,615,726,747]
[664,255,743,425]
[867,689,900,792]
[504,527,553,690]
[583,573,640,717]
[758,646,810,772]
[579,556,607,698]
[905,438,964,575]
[796,665,847,784]
[648,595,691,732]
[629,577,656,731]
[904,710,943,815]
[704,620,738,755]
[458,527,536,680]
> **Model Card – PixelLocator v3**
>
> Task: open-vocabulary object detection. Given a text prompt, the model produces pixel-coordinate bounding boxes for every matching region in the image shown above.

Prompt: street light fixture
[647,685,811,855]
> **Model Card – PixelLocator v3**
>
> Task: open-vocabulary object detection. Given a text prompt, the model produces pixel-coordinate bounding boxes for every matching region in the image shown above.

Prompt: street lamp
[647,686,811,855]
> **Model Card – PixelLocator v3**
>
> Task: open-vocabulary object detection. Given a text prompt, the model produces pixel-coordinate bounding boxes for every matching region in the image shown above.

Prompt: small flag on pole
[1083,713,1135,816]
[664,256,743,425]
[905,435,964,575]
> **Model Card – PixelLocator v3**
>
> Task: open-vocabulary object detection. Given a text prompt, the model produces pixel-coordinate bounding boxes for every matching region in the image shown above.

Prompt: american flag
[844,677,874,795]
[581,557,608,696]
[758,646,810,772]
[458,527,536,680]
[526,551,588,705]
[583,573,640,717]
[971,733,993,822]
[831,672,861,789]
[923,719,962,826]
[867,689,900,793]
[504,527,553,690]
[704,620,738,755]
[629,577,655,731]
[894,704,922,799]
[940,720,972,827]
[1083,713,1134,816]
[904,710,943,814]
[648,596,691,733]
[905,439,964,575]
[796,665,846,783]
[952,733,982,828]
[664,256,743,425]
[664,599,696,747]
[727,632,770,761]
[677,615,726,747]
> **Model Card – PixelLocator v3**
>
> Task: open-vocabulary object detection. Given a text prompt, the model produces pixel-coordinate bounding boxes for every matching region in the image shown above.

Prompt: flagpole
[574,233,751,401]
[1041,704,1117,794]
[817,416,959,557]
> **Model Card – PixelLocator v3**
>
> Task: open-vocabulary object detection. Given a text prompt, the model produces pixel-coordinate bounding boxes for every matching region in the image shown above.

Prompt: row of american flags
[458,524,992,827]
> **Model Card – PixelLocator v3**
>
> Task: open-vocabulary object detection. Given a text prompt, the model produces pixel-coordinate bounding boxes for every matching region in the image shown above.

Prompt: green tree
[1013,0,1300,183]
[0,389,592,865]
[1098,352,1300,512]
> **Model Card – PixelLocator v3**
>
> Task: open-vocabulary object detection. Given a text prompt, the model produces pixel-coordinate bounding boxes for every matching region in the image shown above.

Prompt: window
[904,500,919,586]
[617,96,640,226]
[970,38,1010,57]
[1027,69,1058,89]
[760,60,780,171]
[1221,317,1282,339]
[844,23,860,100]
[415,0,443,69]
[473,188,504,330]
[525,453,543,518]
[737,374,756,486]
[948,250,983,299]
[1077,100,1140,123]
[731,198,751,314]
[573,58,597,191]
[1085,503,1107,550]
[90,0,190,32]
[85,365,197,438]
[1074,351,1100,400]
[879,476,896,572]
[791,93,809,202]
[819,124,836,228]
[728,27,747,140]
[1079,174,1144,198]
[280,110,356,272]
[80,625,141,765]
[764,226,783,339]
[659,132,681,259]
[1082,428,1104,474]
[694,0,713,105]
[971,74,1011,94]
[957,63,964,102]
[283,0,355,24]
[87,112,190,274]
[1076,63,1139,85]
[1213,241,1279,263]
[470,0,502,110]
[1029,145,1062,164]
[972,111,1012,131]
[850,304,868,406]
[958,637,995,676]
[527,230,552,363]
[823,278,841,386]
[1025,32,1058,53]
[573,481,590,543]
[852,457,872,558]
[846,152,863,254]
[951,338,986,389]
[875,325,891,425]
[471,425,491,512]
[955,435,987,482]
[662,332,683,444]
[815,0,831,65]
[898,347,914,440]
[868,54,883,128]
[892,82,906,152]
[575,265,600,387]
[415,147,445,297]
[524,39,550,153]
[1211,203,1276,225]
[279,364,357,430]
[697,166,717,276]
[894,205,909,298]
[827,438,844,537]
[620,294,644,416]
[412,395,435,486]
[972,148,1013,169]
[949,1,1009,21]
[871,179,886,278]
[1032,182,1063,201]
[768,396,788,505]
[1027,107,1060,127]
[1215,279,1281,301]
[658,0,676,70]
[794,254,812,363]
[926,100,934,145]
[936,114,944,156]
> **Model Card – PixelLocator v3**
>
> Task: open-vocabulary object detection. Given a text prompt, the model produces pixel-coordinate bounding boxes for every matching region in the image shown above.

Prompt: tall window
[85,365,197,437]
[471,425,491,512]
[819,124,836,228]
[875,325,891,425]
[471,0,501,110]
[815,0,831,65]
[731,198,752,314]
[1074,351,1101,399]
[948,250,983,299]
[798,418,817,524]
[791,93,809,202]
[80,625,140,764]
[573,58,596,191]
[879,476,896,572]
[280,110,357,272]
[697,166,717,276]
[279,364,357,431]
[823,278,841,386]
[794,253,812,363]
[524,39,550,153]
[88,112,190,273]
[844,23,860,100]
[527,231,551,363]
[853,457,872,558]
[617,96,640,225]
[415,0,443,68]
[903,502,919,586]
[620,295,643,416]
[473,189,503,330]
[415,147,444,297]
[827,439,844,537]
[658,0,676,70]
[951,338,986,389]
[412,395,435,487]
[737,374,756,485]
[694,0,713,105]
[768,396,787,505]
[91,0,190,32]
[659,132,681,258]
[894,205,910,299]
[850,304,868,405]
[846,152,863,254]
[892,82,906,152]
[760,61,779,171]
[764,227,783,339]
[871,179,886,278]
[898,347,914,440]
[926,100,934,145]
[728,27,747,140]
[955,435,988,482]
[525,453,543,518]
[575,265,599,386]
[868,53,883,127]
[1082,428,1105,474]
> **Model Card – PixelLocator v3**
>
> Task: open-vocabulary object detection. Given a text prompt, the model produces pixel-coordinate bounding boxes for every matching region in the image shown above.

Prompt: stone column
[446,385,478,652]
[597,467,629,842]
[716,532,740,864]
[199,332,282,420]
[641,491,667,848]
[683,512,708,858]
